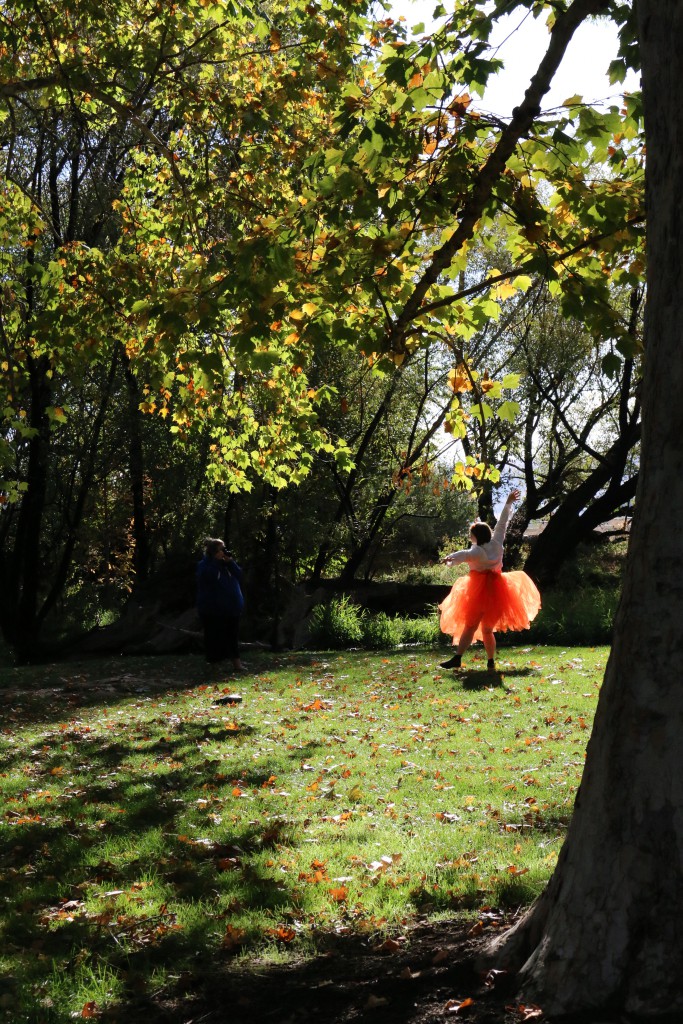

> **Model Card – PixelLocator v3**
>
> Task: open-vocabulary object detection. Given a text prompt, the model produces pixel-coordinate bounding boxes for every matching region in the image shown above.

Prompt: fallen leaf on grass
[222,924,246,951]
[216,857,241,871]
[374,937,402,954]
[517,1005,544,1021]
[445,996,474,1014]
[367,853,402,874]
[365,995,389,1009]
[80,1002,100,1019]
[266,926,297,943]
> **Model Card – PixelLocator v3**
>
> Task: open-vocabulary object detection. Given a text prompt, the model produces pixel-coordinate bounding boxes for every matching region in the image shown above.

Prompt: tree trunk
[523,426,639,585]
[4,355,52,659]
[485,3,683,1015]
[122,352,150,584]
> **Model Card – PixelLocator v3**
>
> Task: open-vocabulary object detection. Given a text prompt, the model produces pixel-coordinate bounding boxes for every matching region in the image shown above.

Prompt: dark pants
[200,613,241,663]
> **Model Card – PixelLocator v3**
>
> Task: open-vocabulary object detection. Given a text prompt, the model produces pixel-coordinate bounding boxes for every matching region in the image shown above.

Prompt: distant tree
[507,284,642,579]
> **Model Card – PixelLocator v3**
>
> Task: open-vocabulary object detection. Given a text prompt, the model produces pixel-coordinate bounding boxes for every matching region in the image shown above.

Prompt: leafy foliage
[0,0,646,654]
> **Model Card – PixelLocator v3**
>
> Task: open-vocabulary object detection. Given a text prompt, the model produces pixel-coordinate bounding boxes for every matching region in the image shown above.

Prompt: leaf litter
[0,646,606,1022]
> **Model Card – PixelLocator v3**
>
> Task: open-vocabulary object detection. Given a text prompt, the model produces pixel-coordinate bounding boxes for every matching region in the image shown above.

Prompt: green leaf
[385,57,409,86]
[608,59,627,85]
[602,353,622,378]
[497,401,520,423]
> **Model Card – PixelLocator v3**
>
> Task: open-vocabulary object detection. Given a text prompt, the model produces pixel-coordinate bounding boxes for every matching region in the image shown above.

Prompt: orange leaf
[216,857,240,871]
[448,365,473,393]
[267,926,296,942]
[81,1003,99,1019]
[376,937,401,953]
[303,698,325,711]
[222,924,246,950]
[445,996,474,1014]
[329,885,348,902]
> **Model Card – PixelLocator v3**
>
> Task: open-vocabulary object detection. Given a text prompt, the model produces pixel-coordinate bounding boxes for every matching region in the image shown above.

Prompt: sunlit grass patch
[0,645,607,1021]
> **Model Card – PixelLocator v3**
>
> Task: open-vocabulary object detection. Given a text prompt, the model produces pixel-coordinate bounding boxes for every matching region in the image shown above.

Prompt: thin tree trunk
[121,351,150,584]
[38,351,120,625]
[485,3,683,1014]
[311,360,411,582]
[2,360,52,658]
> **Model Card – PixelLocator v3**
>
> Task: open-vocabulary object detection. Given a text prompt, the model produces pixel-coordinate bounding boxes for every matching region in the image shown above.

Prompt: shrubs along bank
[307,587,617,651]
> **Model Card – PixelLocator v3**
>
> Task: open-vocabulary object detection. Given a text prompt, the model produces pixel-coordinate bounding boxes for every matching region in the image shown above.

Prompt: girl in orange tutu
[439,489,541,670]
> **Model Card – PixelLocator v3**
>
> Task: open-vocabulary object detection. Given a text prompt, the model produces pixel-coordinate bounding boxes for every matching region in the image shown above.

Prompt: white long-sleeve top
[444,501,514,573]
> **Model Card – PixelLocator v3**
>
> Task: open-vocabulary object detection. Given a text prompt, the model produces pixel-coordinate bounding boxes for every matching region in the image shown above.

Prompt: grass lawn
[0,644,607,1023]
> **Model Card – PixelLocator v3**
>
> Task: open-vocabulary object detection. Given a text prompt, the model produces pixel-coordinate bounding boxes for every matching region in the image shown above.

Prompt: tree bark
[122,351,150,585]
[485,2,683,1015]
[4,354,52,658]
[523,424,639,585]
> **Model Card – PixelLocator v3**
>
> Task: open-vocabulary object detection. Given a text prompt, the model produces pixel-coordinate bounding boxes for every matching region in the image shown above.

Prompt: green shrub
[400,610,444,646]
[308,599,446,650]
[308,595,364,648]
[362,611,403,649]
[529,587,618,645]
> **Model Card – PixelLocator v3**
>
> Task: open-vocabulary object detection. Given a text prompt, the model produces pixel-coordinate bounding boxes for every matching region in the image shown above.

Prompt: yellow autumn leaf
[491,280,517,300]
[447,364,472,392]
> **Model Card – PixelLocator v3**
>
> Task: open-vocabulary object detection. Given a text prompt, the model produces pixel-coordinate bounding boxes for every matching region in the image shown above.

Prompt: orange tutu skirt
[439,569,541,644]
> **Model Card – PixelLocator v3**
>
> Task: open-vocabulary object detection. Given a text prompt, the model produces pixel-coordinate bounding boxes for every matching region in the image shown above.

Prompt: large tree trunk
[485,3,683,1015]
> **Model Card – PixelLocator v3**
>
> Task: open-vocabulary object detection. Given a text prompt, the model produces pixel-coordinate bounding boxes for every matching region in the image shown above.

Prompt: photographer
[196,538,245,671]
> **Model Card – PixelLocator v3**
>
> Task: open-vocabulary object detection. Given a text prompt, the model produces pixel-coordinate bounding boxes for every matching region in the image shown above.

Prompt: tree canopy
[0,0,645,653]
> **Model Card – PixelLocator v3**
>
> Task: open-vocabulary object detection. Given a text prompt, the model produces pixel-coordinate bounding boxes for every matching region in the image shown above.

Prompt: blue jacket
[196,556,245,617]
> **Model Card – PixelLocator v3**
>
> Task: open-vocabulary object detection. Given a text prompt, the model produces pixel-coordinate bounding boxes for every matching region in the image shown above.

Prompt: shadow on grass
[0,650,371,731]
[0,800,319,1016]
[495,666,539,678]
[93,917,493,1024]
[458,670,508,690]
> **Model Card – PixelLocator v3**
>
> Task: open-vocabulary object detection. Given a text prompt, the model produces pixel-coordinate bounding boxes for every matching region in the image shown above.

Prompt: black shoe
[440,654,462,669]
[487,659,496,671]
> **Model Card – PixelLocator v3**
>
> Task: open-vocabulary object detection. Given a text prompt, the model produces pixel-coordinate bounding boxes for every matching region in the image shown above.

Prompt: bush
[400,611,444,646]
[362,612,403,649]
[308,595,364,648]
[308,598,446,650]
[529,587,617,645]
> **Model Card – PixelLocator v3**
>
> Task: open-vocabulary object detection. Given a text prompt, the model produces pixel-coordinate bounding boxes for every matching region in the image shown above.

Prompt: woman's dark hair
[470,522,492,545]
[204,537,225,557]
